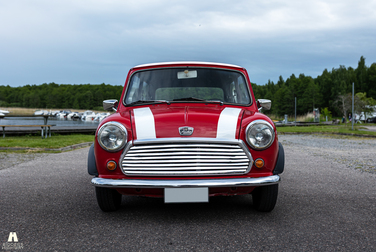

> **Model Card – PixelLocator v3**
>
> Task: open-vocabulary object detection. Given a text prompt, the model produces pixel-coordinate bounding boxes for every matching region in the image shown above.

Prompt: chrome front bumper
[91,175,280,188]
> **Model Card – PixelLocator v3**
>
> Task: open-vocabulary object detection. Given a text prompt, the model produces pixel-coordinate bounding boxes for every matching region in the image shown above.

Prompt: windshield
[124,68,251,105]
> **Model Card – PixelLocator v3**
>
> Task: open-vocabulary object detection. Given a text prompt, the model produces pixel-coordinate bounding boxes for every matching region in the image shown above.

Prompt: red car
[88,62,284,212]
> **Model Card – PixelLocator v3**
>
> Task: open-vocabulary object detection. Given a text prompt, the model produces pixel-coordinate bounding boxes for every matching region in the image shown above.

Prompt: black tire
[252,184,278,212]
[95,187,122,212]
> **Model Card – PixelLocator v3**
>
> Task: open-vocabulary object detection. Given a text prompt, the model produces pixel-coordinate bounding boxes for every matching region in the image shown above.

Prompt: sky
[1,0,376,87]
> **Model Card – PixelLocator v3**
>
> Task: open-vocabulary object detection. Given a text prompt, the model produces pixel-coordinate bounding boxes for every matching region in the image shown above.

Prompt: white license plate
[164,187,209,203]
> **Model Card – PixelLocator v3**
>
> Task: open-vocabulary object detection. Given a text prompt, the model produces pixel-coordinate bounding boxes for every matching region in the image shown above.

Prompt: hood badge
[179,126,194,136]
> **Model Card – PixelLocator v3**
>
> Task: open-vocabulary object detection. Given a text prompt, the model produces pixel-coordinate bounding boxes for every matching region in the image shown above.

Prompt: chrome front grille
[120,138,253,176]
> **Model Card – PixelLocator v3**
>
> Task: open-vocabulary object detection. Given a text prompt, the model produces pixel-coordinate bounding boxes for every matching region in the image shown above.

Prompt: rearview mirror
[257,99,271,111]
[103,100,118,111]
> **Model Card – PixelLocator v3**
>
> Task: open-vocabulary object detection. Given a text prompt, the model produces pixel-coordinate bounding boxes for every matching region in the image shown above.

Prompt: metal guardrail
[0,115,53,138]
[0,115,98,136]
[1,114,51,124]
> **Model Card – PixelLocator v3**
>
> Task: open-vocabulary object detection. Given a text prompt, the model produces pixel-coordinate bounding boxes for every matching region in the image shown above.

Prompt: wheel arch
[88,143,99,176]
[273,142,285,175]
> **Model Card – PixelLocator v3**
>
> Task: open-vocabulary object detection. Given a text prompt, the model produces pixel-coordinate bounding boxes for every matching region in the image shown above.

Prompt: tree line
[0,83,123,110]
[0,56,375,116]
[252,56,376,117]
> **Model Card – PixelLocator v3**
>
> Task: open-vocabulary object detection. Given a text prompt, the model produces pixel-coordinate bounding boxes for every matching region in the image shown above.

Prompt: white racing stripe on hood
[216,107,241,139]
[133,107,156,139]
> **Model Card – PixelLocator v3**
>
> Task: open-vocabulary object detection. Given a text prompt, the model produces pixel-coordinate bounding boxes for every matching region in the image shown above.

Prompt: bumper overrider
[91,175,280,188]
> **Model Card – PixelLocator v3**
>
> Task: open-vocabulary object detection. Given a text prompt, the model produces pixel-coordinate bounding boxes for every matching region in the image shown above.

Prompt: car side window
[236,76,250,104]
[126,75,140,103]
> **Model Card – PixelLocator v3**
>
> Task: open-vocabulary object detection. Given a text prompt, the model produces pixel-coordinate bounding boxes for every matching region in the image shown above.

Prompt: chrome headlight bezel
[246,120,275,150]
[97,122,127,152]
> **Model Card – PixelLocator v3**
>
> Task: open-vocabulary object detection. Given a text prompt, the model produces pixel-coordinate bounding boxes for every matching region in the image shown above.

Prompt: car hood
[129,104,245,140]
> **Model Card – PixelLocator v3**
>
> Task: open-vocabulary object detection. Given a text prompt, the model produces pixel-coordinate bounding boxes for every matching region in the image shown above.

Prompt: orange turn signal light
[254,158,264,169]
[107,161,117,171]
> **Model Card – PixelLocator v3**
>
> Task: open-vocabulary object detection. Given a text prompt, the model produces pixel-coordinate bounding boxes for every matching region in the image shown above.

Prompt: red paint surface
[93,62,280,197]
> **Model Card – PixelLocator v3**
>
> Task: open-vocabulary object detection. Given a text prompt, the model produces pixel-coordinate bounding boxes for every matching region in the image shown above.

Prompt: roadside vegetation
[0,134,94,151]
[277,123,376,137]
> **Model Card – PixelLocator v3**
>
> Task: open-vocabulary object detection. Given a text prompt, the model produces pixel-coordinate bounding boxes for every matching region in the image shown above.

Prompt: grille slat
[122,162,250,167]
[121,140,253,176]
[124,170,248,175]
[123,155,248,160]
[130,143,242,150]
[122,159,250,164]
[127,148,244,153]
[125,151,245,157]
[123,166,249,171]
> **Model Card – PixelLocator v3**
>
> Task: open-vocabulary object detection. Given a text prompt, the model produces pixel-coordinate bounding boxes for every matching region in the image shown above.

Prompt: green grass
[277,124,376,136]
[0,134,95,149]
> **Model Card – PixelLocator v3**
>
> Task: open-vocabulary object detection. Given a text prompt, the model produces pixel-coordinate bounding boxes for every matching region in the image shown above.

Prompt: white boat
[50,110,60,116]
[85,113,97,122]
[57,112,66,119]
[72,113,81,120]
[34,110,49,115]
[67,112,80,120]
[93,112,110,122]
[56,110,71,119]
[81,111,96,121]
[0,109,10,114]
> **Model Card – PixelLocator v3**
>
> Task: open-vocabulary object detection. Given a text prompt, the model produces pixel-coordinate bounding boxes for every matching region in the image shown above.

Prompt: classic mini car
[88,62,285,212]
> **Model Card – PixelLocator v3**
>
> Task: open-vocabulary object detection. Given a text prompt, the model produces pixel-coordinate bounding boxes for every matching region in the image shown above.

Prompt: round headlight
[246,120,275,150]
[98,122,127,152]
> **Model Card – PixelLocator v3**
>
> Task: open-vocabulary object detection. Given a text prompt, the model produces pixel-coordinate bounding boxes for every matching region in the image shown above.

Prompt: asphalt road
[1,136,375,251]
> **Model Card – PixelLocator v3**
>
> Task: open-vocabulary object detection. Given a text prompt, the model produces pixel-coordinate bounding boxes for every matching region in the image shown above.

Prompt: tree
[273,85,293,116]
[333,93,365,121]
[73,97,80,109]
[356,92,376,119]
[367,63,376,99]
[321,107,332,120]
[356,56,367,92]
[299,76,322,114]
[333,94,352,119]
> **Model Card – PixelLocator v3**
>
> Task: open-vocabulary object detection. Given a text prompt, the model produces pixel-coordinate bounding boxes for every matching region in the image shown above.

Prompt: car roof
[133,61,243,69]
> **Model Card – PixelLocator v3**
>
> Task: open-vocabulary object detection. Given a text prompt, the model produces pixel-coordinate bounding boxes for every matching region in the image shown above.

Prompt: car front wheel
[252,184,278,212]
[95,187,122,212]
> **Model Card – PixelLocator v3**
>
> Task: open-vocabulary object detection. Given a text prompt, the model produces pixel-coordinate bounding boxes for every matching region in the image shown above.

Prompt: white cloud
[0,0,375,86]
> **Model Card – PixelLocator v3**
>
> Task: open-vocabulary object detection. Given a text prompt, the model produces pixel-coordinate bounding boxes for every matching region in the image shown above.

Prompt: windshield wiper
[172,97,223,105]
[127,100,170,106]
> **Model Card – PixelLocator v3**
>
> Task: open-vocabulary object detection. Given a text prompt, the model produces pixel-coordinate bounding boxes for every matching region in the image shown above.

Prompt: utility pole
[352,82,354,130]
[295,97,297,126]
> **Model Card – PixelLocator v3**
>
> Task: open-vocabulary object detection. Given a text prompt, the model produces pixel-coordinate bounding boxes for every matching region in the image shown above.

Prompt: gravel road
[278,134,376,174]
[1,134,375,251]
[0,152,49,171]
